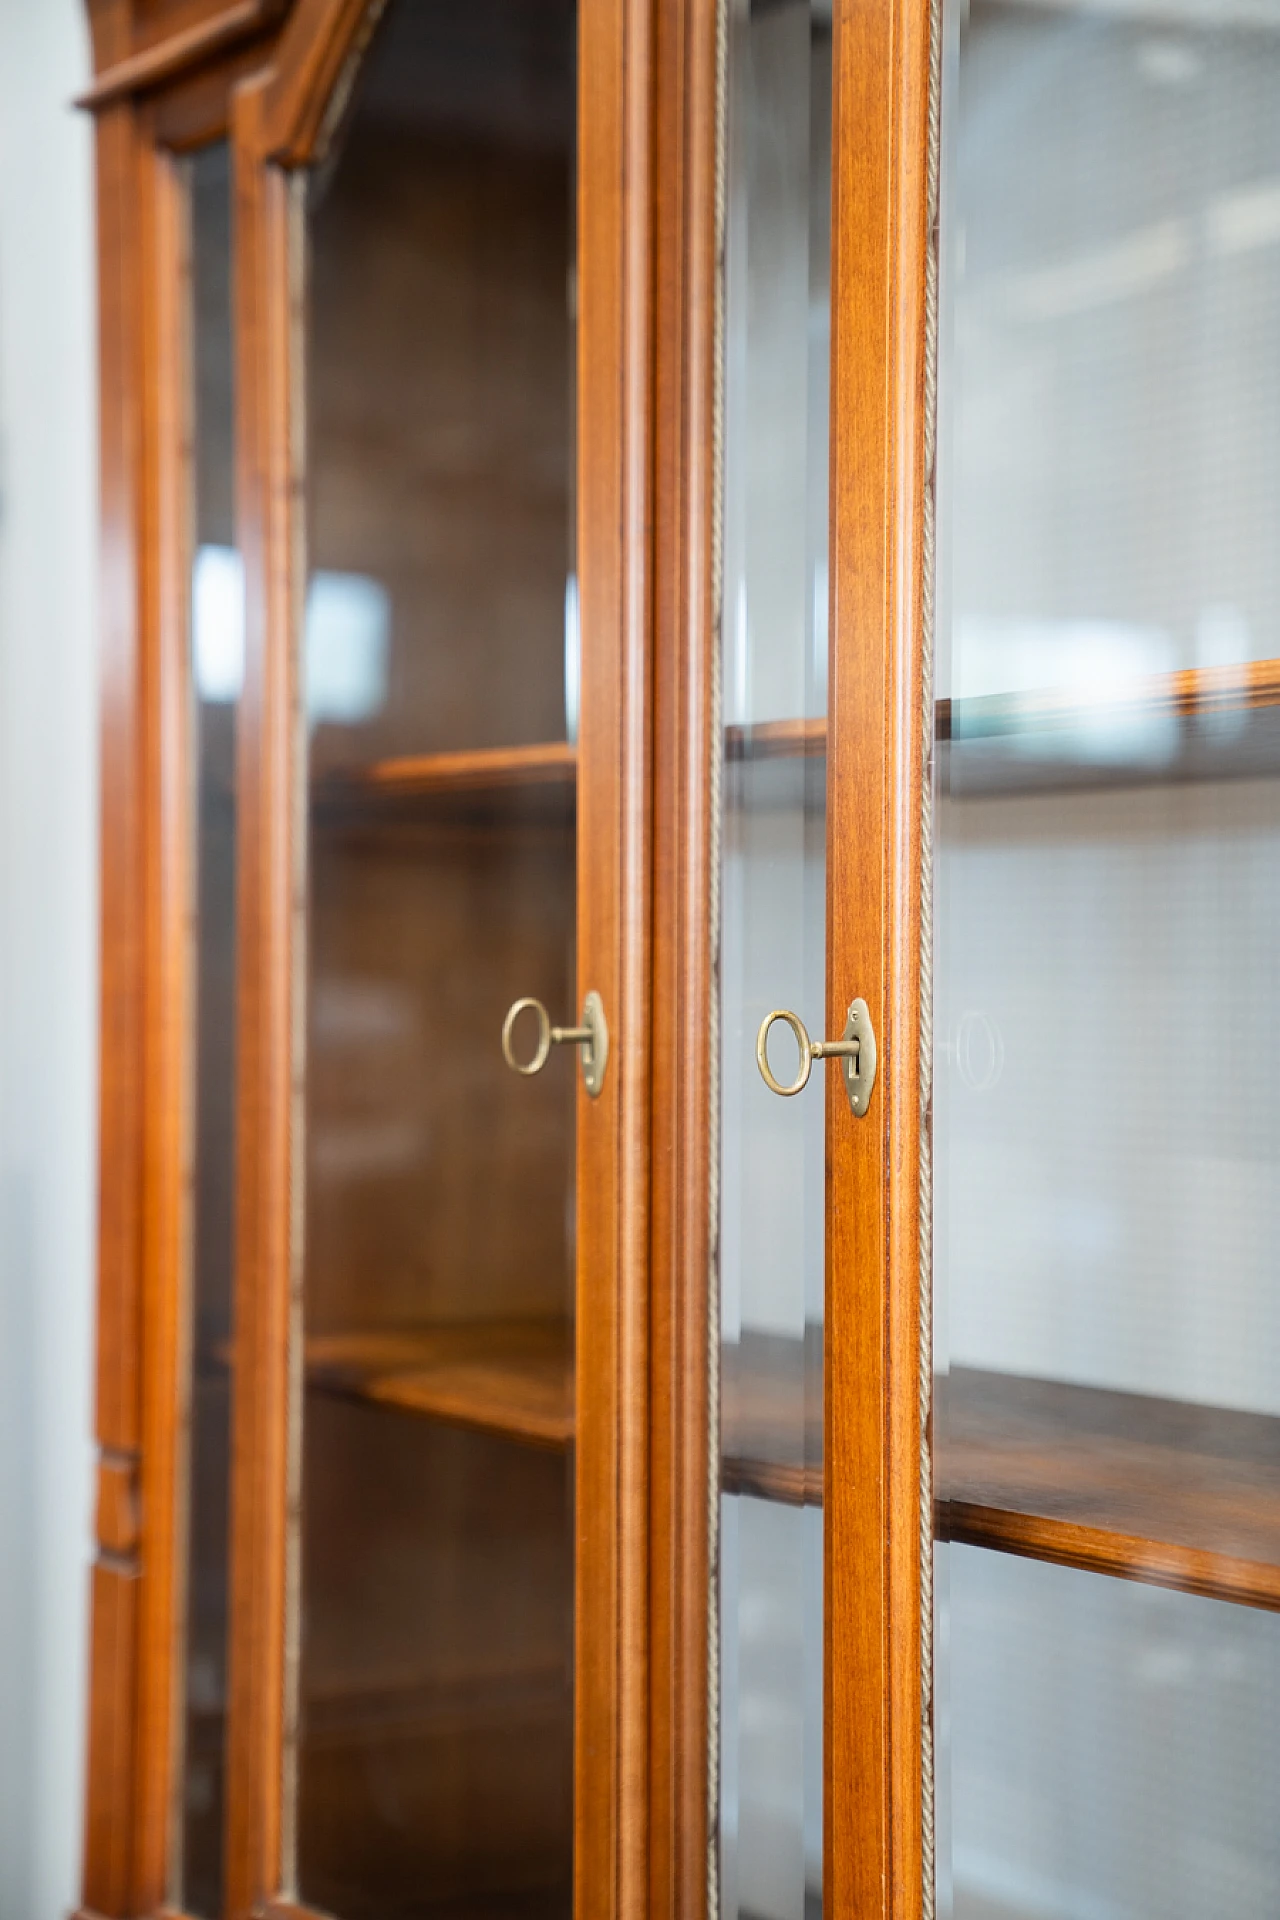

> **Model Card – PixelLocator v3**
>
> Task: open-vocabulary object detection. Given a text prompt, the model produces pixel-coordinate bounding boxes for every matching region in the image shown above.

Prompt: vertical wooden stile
[825,0,934,1916]
[648,0,721,1912]
[224,68,299,1920]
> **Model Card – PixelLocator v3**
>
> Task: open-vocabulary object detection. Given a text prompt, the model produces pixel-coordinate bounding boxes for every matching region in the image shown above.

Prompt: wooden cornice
[77,0,289,110]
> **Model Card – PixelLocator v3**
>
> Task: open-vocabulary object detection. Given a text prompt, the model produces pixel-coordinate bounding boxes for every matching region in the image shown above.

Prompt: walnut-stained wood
[223,70,298,1920]
[365,1356,573,1449]
[942,1368,1280,1613]
[81,0,733,1913]
[304,1322,575,1448]
[131,137,200,1913]
[574,3,655,1916]
[81,93,210,1916]
[721,1343,1280,1620]
[81,4,302,1905]
[646,0,719,1910]
[259,0,388,165]
[149,35,291,152]
[80,0,288,108]
[311,746,578,832]
[826,1,935,1917]
[97,1453,144,1560]
[82,95,147,1917]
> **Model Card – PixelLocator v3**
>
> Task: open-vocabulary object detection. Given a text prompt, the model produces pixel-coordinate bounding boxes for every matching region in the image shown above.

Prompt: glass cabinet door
[286,4,579,1913]
[933,4,1280,1915]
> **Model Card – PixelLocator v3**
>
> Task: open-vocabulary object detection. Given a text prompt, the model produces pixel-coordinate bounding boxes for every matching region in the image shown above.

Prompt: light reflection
[304,571,390,725]
[192,543,245,704]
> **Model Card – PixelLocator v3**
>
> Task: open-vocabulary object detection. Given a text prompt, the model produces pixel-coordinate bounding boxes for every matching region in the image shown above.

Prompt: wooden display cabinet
[78,2,670,1915]
[78,2,1280,1919]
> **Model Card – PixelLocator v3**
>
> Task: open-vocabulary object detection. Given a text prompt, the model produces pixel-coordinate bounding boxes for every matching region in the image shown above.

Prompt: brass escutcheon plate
[579,989,608,1097]
[841,998,876,1117]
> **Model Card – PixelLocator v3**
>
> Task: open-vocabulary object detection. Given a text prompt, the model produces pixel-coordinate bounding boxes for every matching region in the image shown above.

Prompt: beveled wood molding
[77,0,289,110]
[825,0,935,1914]
[223,68,300,1920]
[572,0,658,1913]
[647,0,720,1911]
[257,0,389,165]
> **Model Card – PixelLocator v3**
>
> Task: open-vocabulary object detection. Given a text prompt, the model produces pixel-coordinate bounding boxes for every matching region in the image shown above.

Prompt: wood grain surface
[722,1339,1280,1616]
[943,1368,1280,1611]
[78,1,287,109]
[574,2,655,1914]
[223,70,298,1920]
[826,0,935,1915]
[82,90,148,1920]
[303,1322,576,1449]
[646,0,721,1908]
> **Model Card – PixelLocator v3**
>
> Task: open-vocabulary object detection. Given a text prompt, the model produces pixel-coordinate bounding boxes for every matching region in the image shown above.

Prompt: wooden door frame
[78,21,292,1915]
[647,0,721,1914]
[77,0,943,1913]
[224,1,660,1914]
[825,0,939,1915]
[650,0,941,1914]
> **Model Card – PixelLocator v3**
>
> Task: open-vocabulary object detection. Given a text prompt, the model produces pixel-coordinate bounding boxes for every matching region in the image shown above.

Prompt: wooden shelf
[310,1323,821,1491]
[307,658,1280,817]
[303,1326,1280,1607]
[718,1337,1280,1610]
[304,1321,574,1450]
[311,741,576,826]
[721,659,1280,792]
[720,1330,822,1507]
[942,1367,1280,1612]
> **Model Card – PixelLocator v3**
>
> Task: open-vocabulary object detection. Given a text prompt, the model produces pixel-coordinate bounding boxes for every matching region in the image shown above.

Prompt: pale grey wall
[0,1,98,1913]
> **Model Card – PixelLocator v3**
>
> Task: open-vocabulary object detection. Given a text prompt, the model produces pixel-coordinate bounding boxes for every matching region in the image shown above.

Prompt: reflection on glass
[302,0,576,780]
[719,4,831,1917]
[935,6,1280,1915]
[179,141,237,1918]
[945,1552,1280,1918]
[292,4,578,1915]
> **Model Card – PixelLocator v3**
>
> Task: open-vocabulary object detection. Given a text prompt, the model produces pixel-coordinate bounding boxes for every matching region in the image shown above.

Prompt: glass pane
[292,5,577,1916]
[179,140,238,1918]
[718,5,830,1918]
[944,1551,1280,1919]
[934,5,1280,1914]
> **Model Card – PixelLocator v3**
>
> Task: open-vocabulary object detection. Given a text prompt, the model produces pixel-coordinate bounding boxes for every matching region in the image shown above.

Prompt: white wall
[0,2,98,1915]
